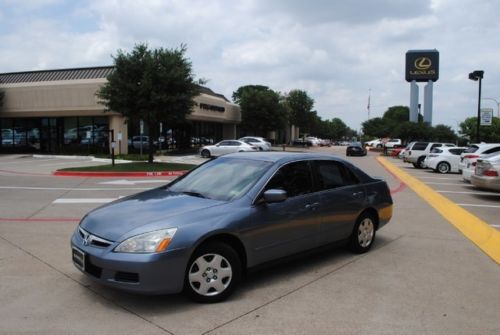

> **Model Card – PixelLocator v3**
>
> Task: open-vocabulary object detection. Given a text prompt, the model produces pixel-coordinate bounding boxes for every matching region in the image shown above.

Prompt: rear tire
[416,157,425,169]
[436,162,450,174]
[184,242,241,303]
[349,212,377,254]
[201,149,211,158]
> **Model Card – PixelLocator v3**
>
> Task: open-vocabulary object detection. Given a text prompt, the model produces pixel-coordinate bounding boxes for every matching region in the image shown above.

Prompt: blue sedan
[71,152,393,302]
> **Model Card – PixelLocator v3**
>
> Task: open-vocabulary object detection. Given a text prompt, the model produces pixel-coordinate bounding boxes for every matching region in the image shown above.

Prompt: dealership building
[0,66,241,154]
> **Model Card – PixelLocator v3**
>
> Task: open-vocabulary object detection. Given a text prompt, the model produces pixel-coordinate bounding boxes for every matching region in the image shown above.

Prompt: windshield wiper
[181,191,207,199]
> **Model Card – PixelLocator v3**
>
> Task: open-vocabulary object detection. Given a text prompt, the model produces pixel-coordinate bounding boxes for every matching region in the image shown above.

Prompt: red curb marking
[53,170,188,177]
[0,217,80,222]
[376,158,407,195]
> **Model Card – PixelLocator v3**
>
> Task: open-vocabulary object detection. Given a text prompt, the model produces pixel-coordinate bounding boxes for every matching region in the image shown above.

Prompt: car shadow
[83,235,394,312]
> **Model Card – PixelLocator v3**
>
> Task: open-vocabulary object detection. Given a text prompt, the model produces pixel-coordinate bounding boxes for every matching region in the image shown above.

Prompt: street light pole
[468,70,484,143]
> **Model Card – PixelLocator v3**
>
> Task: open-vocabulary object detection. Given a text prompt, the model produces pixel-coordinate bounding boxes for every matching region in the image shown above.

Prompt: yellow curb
[377,156,500,264]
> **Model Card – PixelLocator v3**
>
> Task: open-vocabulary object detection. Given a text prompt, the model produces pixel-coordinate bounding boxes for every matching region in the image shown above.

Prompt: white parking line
[426,182,465,186]
[458,204,500,209]
[53,198,118,204]
[437,190,500,197]
[0,186,149,191]
[418,176,460,180]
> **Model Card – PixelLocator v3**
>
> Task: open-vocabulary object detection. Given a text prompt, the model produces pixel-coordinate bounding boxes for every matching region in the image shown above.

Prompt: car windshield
[168,157,272,201]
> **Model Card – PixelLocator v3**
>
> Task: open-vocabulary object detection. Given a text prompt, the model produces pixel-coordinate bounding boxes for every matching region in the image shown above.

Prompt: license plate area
[72,247,86,271]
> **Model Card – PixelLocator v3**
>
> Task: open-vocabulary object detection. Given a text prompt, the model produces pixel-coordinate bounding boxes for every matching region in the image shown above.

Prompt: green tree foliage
[97,43,200,163]
[459,117,500,143]
[286,90,315,132]
[233,85,287,135]
[361,117,391,138]
[432,124,457,143]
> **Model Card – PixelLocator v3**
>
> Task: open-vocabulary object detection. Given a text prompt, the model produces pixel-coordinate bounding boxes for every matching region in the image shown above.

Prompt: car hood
[80,188,224,241]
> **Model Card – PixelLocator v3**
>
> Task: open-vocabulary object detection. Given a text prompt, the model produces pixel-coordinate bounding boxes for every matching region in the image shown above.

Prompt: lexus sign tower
[405,49,439,123]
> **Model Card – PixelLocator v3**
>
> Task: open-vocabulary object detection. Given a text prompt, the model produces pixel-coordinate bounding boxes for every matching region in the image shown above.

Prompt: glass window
[1,119,14,148]
[315,160,359,191]
[412,142,428,150]
[484,147,500,154]
[264,161,313,197]
[169,158,272,201]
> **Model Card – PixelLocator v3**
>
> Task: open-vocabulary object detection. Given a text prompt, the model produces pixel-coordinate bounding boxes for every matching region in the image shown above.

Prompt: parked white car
[200,140,257,158]
[423,147,467,173]
[460,143,500,181]
[404,142,456,168]
[366,139,383,148]
[384,138,402,148]
[238,136,272,151]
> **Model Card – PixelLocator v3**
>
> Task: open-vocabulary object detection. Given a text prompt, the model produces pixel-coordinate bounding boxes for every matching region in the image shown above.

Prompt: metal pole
[110,129,115,167]
[476,78,482,143]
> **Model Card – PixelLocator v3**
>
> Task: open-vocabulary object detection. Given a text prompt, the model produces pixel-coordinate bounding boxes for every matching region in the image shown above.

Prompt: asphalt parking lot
[1,149,499,334]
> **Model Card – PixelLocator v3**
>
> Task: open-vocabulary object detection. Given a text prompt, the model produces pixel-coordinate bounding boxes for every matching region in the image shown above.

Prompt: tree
[432,124,457,143]
[97,43,201,163]
[286,90,315,133]
[459,117,500,143]
[233,85,287,135]
[361,117,391,138]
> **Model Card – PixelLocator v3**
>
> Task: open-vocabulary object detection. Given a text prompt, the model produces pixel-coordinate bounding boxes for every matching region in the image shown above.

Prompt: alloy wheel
[358,218,375,248]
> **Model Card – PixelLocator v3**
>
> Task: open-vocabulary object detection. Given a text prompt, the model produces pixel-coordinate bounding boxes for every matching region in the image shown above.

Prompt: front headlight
[114,228,177,253]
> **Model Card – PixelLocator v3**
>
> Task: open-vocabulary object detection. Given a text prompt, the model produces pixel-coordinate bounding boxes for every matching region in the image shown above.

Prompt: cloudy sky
[1,0,499,131]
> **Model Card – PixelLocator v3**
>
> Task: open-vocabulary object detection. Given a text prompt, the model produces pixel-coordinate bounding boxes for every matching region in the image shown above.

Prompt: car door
[244,160,321,265]
[448,148,465,172]
[213,140,231,156]
[312,160,366,245]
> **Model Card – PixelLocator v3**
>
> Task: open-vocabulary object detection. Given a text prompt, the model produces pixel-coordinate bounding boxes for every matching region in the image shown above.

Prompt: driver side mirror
[262,189,287,203]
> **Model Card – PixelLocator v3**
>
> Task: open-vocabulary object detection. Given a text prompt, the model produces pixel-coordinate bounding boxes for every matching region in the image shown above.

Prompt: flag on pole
[367,89,371,119]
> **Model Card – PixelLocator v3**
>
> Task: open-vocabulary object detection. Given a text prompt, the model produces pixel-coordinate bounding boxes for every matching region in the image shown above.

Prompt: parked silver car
[470,153,500,191]
[200,140,257,158]
[71,152,393,302]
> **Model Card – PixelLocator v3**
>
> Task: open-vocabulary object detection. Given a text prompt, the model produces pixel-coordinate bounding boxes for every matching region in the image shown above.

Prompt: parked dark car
[71,152,393,302]
[346,142,367,156]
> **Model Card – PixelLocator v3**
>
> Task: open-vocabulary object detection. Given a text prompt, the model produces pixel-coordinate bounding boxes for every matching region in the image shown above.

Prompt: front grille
[79,227,113,248]
[114,272,140,283]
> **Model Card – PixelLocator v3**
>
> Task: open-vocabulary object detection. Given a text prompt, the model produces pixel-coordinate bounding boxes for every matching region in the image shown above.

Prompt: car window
[169,158,272,201]
[218,141,230,146]
[315,160,359,191]
[464,145,479,153]
[430,143,442,150]
[412,142,428,150]
[264,161,313,197]
[483,146,500,154]
[449,148,465,155]
[431,148,443,153]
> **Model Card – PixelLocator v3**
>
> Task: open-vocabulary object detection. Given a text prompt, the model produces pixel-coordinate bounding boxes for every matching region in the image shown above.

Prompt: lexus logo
[414,57,432,70]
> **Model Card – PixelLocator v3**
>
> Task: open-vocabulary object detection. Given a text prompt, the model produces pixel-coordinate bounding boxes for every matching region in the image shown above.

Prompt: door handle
[305,202,320,210]
[352,191,364,198]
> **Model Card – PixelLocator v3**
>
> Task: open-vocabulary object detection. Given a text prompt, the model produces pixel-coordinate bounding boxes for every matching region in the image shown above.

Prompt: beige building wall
[1,78,241,154]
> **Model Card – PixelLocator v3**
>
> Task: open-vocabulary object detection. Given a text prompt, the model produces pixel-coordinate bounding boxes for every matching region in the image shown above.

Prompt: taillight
[484,169,499,177]
[464,154,479,159]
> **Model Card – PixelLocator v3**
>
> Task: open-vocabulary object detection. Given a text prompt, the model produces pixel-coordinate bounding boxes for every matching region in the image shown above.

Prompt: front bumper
[71,229,190,295]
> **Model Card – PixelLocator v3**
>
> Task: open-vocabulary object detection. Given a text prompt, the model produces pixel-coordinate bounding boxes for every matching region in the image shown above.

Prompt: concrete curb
[53,170,188,177]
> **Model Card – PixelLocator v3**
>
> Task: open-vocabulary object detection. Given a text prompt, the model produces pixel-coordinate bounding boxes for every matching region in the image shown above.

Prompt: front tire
[184,242,241,303]
[349,213,377,254]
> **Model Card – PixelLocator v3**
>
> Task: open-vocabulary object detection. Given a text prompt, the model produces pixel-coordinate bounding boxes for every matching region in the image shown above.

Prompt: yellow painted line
[377,157,500,264]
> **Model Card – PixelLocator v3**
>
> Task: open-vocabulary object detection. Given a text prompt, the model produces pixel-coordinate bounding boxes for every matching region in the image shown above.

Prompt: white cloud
[1,0,499,130]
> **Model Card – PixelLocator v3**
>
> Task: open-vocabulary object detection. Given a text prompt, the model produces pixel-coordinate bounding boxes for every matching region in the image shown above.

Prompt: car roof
[222,151,342,163]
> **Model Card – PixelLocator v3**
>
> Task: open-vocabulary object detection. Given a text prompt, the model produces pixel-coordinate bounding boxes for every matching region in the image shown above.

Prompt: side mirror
[263,189,287,203]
